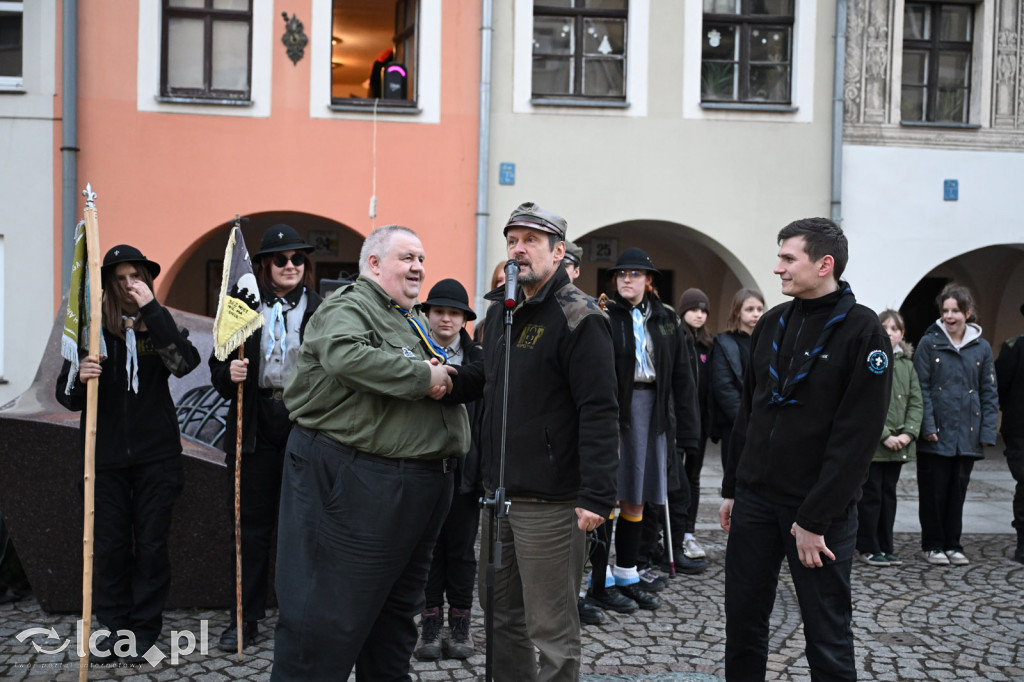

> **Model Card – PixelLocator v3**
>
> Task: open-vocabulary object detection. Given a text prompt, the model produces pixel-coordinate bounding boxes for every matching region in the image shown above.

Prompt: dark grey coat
[914,322,999,458]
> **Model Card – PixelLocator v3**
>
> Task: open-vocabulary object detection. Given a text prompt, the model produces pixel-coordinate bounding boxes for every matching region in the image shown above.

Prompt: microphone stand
[482,302,514,682]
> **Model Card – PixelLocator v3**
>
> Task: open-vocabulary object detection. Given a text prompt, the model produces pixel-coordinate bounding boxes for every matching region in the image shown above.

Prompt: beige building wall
[0,1,57,405]
[484,0,840,318]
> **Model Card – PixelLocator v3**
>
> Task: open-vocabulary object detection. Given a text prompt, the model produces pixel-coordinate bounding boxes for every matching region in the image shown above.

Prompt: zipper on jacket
[544,427,555,468]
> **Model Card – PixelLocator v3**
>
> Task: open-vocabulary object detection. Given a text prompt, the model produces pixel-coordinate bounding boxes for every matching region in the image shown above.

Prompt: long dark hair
[936,282,977,323]
[255,252,315,299]
[680,310,713,348]
[102,262,156,341]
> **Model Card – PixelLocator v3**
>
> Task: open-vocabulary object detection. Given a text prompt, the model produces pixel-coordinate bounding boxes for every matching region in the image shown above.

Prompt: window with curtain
[701,0,793,105]
[161,0,252,101]
[531,0,628,101]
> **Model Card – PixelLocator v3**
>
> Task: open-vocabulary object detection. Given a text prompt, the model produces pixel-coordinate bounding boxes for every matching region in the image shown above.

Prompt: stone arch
[570,219,760,332]
[162,211,364,316]
[898,244,1024,347]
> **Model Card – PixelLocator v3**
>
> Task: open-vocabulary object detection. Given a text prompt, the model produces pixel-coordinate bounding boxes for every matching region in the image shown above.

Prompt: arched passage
[570,219,759,331]
[163,211,365,316]
[898,244,1024,347]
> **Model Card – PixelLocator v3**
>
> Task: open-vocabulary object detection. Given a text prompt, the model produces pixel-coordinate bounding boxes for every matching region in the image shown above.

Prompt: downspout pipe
[61,0,78,296]
[474,0,494,315]
[831,0,847,223]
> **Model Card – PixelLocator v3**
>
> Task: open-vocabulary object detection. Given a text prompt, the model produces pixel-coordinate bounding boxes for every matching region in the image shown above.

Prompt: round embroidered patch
[867,349,888,375]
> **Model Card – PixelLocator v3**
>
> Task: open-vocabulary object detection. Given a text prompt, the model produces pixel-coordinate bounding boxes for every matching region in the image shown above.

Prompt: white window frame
[683,0,817,122]
[137,0,273,117]
[512,0,650,117]
[0,1,24,91]
[309,0,441,124]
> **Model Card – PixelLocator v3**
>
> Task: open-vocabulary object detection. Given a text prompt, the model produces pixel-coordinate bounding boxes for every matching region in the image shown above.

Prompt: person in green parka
[856,309,923,567]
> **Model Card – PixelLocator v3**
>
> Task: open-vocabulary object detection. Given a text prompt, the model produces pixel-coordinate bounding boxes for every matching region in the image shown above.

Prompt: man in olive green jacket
[272,225,470,682]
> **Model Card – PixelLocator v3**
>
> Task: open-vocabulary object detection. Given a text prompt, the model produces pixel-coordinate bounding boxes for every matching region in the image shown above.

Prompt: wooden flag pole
[235,344,245,661]
[79,186,102,682]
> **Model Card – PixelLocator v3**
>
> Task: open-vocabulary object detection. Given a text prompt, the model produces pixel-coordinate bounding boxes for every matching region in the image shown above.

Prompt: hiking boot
[413,607,442,660]
[445,607,474,659]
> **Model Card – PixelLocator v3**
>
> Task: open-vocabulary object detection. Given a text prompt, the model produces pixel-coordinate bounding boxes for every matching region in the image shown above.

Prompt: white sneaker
[944,550,970,566]
[922,550,950,565]
[682,536,706,559]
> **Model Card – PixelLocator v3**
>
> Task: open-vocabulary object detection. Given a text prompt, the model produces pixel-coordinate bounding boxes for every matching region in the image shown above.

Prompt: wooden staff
[234,344,245,661]
[79,186,102,681]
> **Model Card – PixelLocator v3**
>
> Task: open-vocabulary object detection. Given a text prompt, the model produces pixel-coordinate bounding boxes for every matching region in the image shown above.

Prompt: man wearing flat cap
[563,240,583,282]
[414,279,485,660]
[271,225,470,681]
[451,202,619,680]
[995,302,1024,564]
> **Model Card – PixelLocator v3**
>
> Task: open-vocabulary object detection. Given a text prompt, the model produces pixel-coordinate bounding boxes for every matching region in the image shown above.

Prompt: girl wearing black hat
[208,224,322,651]
[56,244,200,663]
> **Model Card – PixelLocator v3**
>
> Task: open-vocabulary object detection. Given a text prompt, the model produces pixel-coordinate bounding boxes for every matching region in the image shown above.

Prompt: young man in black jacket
[719,218,891,681]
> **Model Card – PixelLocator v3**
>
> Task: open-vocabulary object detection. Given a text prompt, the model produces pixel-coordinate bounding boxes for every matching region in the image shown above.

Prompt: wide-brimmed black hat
[422,278,476,321]
[254,224,314,257]
[102,245,161,279]
[610,247,659,275]
[503,201,567,240]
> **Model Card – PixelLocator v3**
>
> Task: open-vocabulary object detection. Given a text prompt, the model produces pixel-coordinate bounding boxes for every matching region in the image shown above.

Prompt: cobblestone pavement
[2,453,1021,681]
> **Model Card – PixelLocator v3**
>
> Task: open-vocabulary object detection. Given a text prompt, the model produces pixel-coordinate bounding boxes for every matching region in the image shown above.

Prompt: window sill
[155,96,253,107]
[530,98,630,109]
[701,102,797,113]
[899,121,982,130]
[329,100,421,115]
[0,87,26,95]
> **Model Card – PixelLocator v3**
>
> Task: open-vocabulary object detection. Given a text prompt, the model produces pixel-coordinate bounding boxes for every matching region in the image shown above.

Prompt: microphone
[503,259,520,309]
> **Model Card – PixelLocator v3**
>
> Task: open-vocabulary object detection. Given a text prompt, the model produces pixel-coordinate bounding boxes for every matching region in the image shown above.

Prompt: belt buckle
[442,458,453,474]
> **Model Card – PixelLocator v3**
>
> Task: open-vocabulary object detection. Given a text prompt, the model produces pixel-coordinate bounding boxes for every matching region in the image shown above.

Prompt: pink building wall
[53,1,482,309]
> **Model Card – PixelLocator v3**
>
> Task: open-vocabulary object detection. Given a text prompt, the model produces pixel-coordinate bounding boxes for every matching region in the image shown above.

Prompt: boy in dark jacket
[719,218,891,681]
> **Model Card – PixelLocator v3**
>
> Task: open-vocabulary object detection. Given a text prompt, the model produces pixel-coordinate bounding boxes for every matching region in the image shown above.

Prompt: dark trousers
[1005,436,1024,540]
[271,427,453,682]
[917,452,975,552]
[424,490,480,611]
[682,435,708,534]
[856,461,904,555]
[226,395,291,622]
[93,457,184,645]
[725,487,857,682]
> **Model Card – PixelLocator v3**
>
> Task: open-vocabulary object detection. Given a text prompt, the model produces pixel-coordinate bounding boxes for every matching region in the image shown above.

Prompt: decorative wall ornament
[281,12,308,65]
[845,0,1024,148]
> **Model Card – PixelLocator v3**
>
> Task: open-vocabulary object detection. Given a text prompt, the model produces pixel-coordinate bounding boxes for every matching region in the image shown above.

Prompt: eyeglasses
[271,252,307,268]
[615,269,645,280]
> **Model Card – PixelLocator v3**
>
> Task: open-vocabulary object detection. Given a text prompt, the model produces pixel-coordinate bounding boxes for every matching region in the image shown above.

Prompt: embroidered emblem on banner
[867,349,888,375]
[516,324,546,349]
[402,347,416,358]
